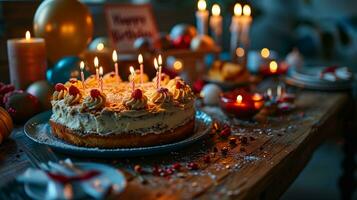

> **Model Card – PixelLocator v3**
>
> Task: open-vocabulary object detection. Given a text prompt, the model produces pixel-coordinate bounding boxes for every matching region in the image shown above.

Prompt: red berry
[55,83,67,92]
[90,89,101,98]
[203,155,210,163]
[172,163,181,171]
[220,128,231,137]
[176,81,184,89]
[158,87,169,94]
[68,85,80,96]
[69,78,78,84]
[131,89,142,99]
[165,168,174,176]
[187,162,198,170]
[134,165,143,174]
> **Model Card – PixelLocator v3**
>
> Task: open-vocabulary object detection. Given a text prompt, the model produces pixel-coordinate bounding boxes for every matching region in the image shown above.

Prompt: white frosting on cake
[51,75,195,136]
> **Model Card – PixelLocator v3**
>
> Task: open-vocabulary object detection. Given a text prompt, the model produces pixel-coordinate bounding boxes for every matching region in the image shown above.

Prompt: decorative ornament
[88,37,111,51]
[170,24,197,49]
[200,84,222,106]
[4,91,41,123]
[190,35,215,51]
[33,0,93,62]
[0,107,13,144]
[133,37,153,52]
[0,83,15,107]
[47,56,90,84]
[26,81,54,110]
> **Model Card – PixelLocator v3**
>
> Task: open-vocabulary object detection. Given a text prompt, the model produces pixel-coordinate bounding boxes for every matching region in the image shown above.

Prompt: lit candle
[267,88,273,100]
[154,58,159,89]
[210,4,222,46]
[236,95,243,104]
[112,50,120,83]
[7,30,46,89]
[196,0,209,35]
[129,66,135,92]
[158,54,163,88]
[94,56,99,81]
[138,54,144,85]
[99,66,103,92]
[230,3,242,55]
[261,48,270,59]
[269,61,278,74]
[219,90,264,119]
[80,61,86,89]
[240,5,252,48]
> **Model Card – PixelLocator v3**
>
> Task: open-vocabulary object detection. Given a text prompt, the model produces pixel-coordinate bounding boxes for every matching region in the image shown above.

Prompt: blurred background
[0,0,356,199]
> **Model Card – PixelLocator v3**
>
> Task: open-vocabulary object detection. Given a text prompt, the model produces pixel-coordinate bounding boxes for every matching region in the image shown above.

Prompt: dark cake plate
[24,111,212,157]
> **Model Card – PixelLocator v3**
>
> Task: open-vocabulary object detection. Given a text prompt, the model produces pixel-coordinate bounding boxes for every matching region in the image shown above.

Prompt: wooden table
[0,82,355,200]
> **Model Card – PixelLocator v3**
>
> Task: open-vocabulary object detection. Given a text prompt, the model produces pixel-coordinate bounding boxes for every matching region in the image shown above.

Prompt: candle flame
[261,48,270,58]
[243,5,251,16]
[129,66,135,75]
[154,58,159,70]
[252,93,263,101]
[198,0,206,11]
[234,3,242,16]
[138,54,143,64]
[236,95,243,104]
[96,43,104,51]
[269,61,278,73]
[236,47,245,57]
[158,54,162,66]
[99,66,103,76]
[212,4,220,16]
[94,56,99,68]
[173,60,183,71]
[25,31,31,40]
[112,50,118,62]
[267,88,272,97]
[80,61,85,70]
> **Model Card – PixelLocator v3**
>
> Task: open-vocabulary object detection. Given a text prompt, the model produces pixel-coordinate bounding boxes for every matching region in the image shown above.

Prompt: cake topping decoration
[131,88,143,99]
[64,85,82,105]
[151,87,173,105]
[68,85,80,96]
[124,89,148,110]
[168,79,193,103]
[81,89,106,111]
[52,83,68,100]
[55,83,67,92]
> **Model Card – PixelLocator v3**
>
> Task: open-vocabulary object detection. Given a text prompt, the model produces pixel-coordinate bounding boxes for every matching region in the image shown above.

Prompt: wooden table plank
[0,87,352,199]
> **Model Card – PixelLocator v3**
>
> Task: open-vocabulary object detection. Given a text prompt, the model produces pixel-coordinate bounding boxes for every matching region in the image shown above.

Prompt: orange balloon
[33,0,93,63]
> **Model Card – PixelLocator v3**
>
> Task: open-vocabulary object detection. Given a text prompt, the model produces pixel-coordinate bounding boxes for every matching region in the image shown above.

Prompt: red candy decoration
[131,89,143,99]
[90,89,101,98]
[55,83,67,92]
[187,162,198,170]
[68,85,80,96]
[172,163,182,171]
[176,81,184,89]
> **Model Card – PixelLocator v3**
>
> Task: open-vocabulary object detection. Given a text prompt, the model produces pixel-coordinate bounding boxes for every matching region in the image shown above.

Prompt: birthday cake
[49,75,195,148]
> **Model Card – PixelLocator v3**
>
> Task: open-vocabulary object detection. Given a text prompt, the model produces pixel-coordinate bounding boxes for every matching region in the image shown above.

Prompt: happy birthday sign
[105,4,159,52]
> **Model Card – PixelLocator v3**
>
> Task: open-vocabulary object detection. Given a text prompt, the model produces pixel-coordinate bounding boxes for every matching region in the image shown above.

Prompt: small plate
[24,162,126,200]
[286,67,353,91]
[24,111,212,157]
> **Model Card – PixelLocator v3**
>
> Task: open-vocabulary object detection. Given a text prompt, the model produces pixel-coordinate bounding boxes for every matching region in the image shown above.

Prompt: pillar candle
[210,4,222,46]
[240,5,252,49]
[7,31,46,89]
[230,3,242,56]
[196,0,209,35]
